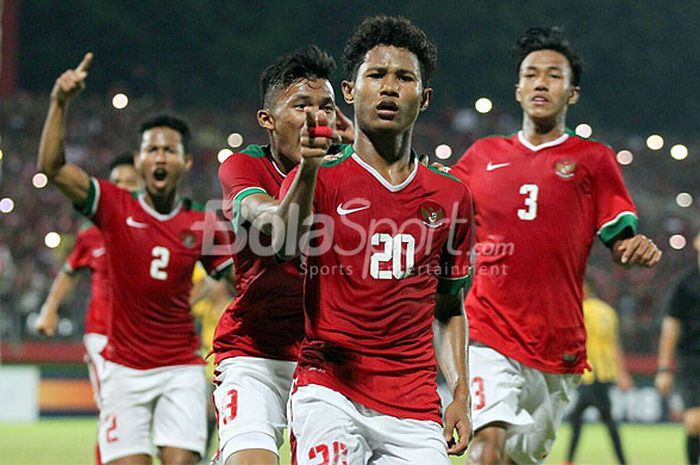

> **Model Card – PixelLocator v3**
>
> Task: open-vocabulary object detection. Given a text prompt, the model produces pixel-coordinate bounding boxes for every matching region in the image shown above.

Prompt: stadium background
[0,1,697,463]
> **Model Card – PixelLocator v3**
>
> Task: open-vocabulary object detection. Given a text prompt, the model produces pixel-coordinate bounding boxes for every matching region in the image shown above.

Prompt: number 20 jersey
[280,146,473,423]
[451,131,637,374]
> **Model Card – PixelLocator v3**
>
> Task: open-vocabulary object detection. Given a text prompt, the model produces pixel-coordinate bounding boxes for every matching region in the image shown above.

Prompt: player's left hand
[611,234,662,268]
[443,398,472,455]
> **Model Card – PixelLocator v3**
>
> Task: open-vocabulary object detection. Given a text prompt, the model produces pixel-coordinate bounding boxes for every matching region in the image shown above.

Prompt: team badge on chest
[554,159,577,179]
[419,201,447,229]
[179,231,197,249]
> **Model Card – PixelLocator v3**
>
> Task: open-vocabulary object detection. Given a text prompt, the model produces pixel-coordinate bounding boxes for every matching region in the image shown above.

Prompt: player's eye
[322,104,334,112]
[398,75,414,82]
[368,72,383,79]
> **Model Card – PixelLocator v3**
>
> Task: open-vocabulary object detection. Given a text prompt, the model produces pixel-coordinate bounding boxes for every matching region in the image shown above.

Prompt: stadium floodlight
[217,149,233,163]
[670,144,688,160]
[0,197,14,213]
[227,133,244,148]
[474,97,493,114]
[616,150,634,165]
[435,144,452,160]
[669,234,686,250]
[112,93,129,110]
[676,192,693,208]
[646,134,664,150]
[575,123,592,138]
[32,173,48,189]
[0,149,3,160]
[44,232,61,249]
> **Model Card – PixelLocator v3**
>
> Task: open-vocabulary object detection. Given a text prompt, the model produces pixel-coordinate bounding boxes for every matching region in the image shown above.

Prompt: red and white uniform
[281,146,472,464]
[452,131,637,374]
[213,145,303,460]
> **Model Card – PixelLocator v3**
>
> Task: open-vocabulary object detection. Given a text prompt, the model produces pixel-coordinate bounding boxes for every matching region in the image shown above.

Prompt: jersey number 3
[150,246,170,280]
[517,184,539,220]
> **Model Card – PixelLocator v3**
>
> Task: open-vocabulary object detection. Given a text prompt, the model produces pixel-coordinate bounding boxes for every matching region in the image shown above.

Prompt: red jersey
[64,224,109,335]
[80,178,233,369]
[280,145,472,423]
[451,131,637,374]
[214,145,304,363]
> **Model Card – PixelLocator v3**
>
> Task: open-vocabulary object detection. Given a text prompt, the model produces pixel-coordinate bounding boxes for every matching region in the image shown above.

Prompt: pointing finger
[76,52,94,73]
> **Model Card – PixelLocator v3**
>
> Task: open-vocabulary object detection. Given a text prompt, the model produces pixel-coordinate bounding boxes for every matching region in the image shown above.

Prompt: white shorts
[469,344,580,465]
[98,361,207,464]
[83,332,108,409]
[290,384,450,465]
[212,356,295,463]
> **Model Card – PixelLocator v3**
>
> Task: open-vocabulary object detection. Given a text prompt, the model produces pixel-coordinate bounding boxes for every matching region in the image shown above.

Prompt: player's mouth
[376,100,399,119]
[531,94,550,105]
[152,168,168,188]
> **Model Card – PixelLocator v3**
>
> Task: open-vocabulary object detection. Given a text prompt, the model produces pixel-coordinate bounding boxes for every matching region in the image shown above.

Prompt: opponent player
[450,27,661,464]
[213,45,342,465]
[276,16,472,464]
[38,53,233,465]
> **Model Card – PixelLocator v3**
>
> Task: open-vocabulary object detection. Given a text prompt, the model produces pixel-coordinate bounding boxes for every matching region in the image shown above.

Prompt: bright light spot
[676,192,693,208]
[227,133,244,148]
[575,123,592,138]
[646,134,664,150]
[217,149,233,163]
[669,234,686,250]
[670,144,688,160]
[112,93,129,110]
[0,149,3,160]
[435,144,453,160]
[616,150,634,165]
[0,197,14,213]
[32,173,48,188]
[45,232,61,249]
[474,97,493,114]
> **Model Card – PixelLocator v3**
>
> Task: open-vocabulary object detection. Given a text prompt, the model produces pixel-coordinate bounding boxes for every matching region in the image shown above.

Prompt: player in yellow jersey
[564,282,633,465]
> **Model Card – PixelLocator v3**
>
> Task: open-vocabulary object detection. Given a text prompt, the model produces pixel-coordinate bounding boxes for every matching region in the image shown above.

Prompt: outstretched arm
[434,290,471,455]
[35,271,77,337]
[37,53,94,206]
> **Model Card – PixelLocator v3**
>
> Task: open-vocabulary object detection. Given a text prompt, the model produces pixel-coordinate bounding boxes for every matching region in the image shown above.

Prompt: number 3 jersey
[451,131,637,374]
[280,146,473,423]
[79,178,233,369]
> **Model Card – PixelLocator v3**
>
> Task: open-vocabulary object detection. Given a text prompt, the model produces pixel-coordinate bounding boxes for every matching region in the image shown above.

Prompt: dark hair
[260,45,336,108]
[109,151,135,171]
[138,114,192,153]
[513,26,583,86]
[343,15,437,86]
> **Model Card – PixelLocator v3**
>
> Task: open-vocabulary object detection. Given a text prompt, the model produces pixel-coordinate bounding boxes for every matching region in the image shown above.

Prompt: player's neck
[269,146,295,175]
[353,129,414,185]
[521,114,567,147]
[144,189,180,214]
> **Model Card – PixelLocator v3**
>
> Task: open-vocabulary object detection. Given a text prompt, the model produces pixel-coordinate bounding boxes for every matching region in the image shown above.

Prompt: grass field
[0,417,686,464]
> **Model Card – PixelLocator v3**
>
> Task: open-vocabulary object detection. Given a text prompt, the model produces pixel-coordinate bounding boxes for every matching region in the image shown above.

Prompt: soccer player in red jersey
[276,16,472,464]
[38,53,233,465]
[213,46,341,465]
[450,27,662,465]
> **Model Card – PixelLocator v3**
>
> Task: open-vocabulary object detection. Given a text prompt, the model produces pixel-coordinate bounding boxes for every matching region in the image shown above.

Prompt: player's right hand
[654,371,674,396]
[35,304,59,337]
[300,109,340,169]
[51,52,93,104]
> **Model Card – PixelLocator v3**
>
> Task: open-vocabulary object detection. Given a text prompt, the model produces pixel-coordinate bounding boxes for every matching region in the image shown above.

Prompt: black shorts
[575,381,613,415]
[677,357,700,408]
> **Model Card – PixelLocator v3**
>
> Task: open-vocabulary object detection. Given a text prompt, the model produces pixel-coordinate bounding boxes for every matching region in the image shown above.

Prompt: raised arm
[35,270,77,337]
[37,53,94,206]
[434,290,471,455]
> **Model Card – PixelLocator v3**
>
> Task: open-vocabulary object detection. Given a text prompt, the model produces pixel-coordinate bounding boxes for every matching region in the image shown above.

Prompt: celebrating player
[275,16,472,464]
[450,27,661,464]
[38,53,233,465]
[213,45,341,465]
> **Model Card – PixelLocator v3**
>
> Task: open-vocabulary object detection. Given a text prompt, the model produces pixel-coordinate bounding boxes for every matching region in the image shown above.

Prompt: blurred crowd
[0,91,697,355]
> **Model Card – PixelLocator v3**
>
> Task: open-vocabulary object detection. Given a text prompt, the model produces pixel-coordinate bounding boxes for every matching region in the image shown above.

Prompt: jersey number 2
[150,246,170,280]
[517,184,538,220]
[370,233,415,279]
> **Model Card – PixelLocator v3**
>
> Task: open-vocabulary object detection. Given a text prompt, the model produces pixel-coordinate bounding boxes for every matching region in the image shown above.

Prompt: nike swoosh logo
[92,247,106,258]
[337,204,370,216]
[126,216,148,228]
[486,162,511,171]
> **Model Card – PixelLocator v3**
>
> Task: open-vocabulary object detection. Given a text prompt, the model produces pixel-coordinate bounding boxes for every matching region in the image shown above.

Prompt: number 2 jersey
[280,146,473,423]
[79,178,233,369]
[451,131,637,374]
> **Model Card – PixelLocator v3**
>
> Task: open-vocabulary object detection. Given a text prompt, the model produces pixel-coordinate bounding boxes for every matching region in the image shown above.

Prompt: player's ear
[257,109,274,130]
[420,87,432,112]
[183,153,193,172]
[567,86,580,105]
[341,80,354,104]
[515,83,522,103]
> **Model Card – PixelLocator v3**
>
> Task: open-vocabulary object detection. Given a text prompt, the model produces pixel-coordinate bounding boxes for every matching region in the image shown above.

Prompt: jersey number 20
[370,233,415,279]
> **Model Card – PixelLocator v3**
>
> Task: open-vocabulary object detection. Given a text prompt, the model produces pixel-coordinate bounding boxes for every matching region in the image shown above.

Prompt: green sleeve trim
[232,187,268,233]
[240,144,266,158]
[75,178,100,218]
[427,165,463,183]
[437,275,470,296]
[321,144,353,168]
[210,258,234,280]
[598,211,638,245]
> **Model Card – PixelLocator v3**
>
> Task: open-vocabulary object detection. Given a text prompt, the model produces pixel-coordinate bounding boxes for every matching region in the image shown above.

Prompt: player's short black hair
[513,26,583,87]
[260,45,337,108]
[342,15,437,86]
[138,114,192,154]
[109,151,135,171]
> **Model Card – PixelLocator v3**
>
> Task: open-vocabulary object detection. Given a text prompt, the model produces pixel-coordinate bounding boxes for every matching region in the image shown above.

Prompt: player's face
[109,164,142,193]
[259,78,336,164]
[136,127,192,197]
[342,45,431,135]
[515,49,580,122]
